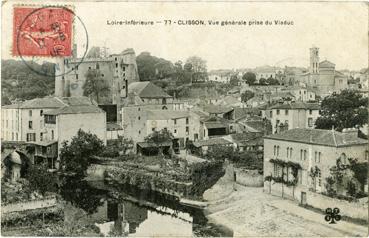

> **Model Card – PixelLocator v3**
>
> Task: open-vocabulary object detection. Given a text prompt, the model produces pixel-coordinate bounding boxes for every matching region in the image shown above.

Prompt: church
[300,46,348,97]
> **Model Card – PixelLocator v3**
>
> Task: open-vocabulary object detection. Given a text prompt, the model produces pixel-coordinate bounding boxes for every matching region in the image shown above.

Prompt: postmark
[13,6,73,57]
[12,5,89,77]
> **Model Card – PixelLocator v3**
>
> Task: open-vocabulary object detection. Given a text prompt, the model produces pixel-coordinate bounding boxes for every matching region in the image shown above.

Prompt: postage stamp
[12,6,73,57]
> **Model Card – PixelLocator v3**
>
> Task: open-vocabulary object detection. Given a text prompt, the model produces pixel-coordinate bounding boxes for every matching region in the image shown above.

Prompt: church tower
[309,46,319,74]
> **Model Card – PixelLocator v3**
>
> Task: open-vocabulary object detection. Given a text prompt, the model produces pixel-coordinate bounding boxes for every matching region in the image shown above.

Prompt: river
[2,177,233,237]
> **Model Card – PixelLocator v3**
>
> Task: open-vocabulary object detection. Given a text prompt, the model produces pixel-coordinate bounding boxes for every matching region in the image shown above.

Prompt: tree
[83,69,110,103]
[26,163,57,195]
[315,90,368,131]
[145,129,174,144]
[242,72,256,85]
[136,52,174,81]
[266,76,279,85]
[60,129,105,177]
[229,74,239,86]
[185,56,207,83]
[259,78,267,85]
[241,90,255,102]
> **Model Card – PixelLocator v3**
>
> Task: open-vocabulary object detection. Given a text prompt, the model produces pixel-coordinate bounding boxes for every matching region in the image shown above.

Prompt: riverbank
[205,185,368,237]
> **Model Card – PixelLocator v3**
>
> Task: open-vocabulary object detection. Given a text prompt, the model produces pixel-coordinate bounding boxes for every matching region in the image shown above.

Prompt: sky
[2,1,368,71]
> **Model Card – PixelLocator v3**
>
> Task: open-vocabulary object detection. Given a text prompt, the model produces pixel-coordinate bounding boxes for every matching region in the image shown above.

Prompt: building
[55,47,140,106]
[122,105,200,150]
[43,103,106,162]
[1,97,95,142]
[126,81,173,105]
[300,46,348,97]
[263,128,368,196]
[208,74,231,84]
[263,102,320,134]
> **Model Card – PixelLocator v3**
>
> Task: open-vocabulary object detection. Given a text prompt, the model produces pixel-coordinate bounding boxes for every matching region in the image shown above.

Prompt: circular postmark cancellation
[13,5,89,77]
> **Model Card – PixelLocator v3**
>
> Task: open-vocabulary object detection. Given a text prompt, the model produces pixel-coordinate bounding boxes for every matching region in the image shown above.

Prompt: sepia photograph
[1,1,368,237]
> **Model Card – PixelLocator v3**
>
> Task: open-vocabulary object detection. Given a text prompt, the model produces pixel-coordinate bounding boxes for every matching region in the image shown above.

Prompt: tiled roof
[19,97,66,109]
[202,105,233,114]
[146,110,190,120]
[193,137,232,147]
[60,97,95,106]
[2,102,23,109]
[268,102,320,110]
[128,82,172,98]
[264,128,368,147]
[45,105,104,115]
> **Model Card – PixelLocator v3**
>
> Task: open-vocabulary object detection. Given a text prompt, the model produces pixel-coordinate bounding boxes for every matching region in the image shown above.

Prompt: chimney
[342,128,359,142]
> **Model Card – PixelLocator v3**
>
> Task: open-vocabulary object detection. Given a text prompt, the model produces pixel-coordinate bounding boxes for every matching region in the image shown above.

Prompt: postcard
[1,1,368,237]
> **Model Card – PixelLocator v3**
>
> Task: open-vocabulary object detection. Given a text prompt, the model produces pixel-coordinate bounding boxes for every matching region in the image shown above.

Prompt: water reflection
[59,177,232,237]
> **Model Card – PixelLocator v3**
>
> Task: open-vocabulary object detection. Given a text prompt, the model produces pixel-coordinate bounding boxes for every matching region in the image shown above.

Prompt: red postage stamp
[12,6,73,57]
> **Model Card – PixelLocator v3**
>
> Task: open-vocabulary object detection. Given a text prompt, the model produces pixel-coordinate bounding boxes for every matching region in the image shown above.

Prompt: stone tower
[309,46,319,74]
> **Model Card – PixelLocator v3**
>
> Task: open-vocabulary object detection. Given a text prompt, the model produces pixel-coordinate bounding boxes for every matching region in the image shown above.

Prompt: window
[318,152,321,163]
[139,130,141,134]
[274,145,277,155]
[309,109,313,115]
[304,150,307,160]
[286,147,289,158]
[308,118,313,127]
[45,115,56,124]
[152,128,155,131]
[26,133,36,142]
[318,170,322,186]
[285,110,288,115]
[186,126,189,132]
[315,151,317,162]
[174,119,177,125]
[365,150,369,160]
[76,74,78,80]
[96,63,100,69]
[138,116,140,120]
[300,149,303,160]
[29,110,32,117]
[116,63,118,68]
[277,146,280,156]
[40,110,43,116]
[123,66,126,71]
[28,121,33,129]
[186,118,189,124]
[270,111,273,118]
[276,109,280,115]
[290,148,293,158]
[89,67,91,70]
[51,130,54,140]
[174,129,177,133]
[101,74,104,77]
[115,57,117,61]
[40,133,43,141]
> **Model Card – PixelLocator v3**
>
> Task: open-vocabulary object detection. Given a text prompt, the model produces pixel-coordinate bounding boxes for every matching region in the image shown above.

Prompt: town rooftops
[146,110,190,120]
[128,82,172,98]
[268,102,320,110]
[193,137,232,147]
[45,105,105,115]
[264,128,368,147]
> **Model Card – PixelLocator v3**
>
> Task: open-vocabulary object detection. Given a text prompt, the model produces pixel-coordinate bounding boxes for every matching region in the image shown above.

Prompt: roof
[128,82,172,98]
[202,105,233,114]
[230,133,264,146]
[270,92,295,99]
[234,107,260,120]
[137,141,172,148]
[193,138,232,147]
[146,110,190,120]
[19,97,66,109]
[3,96,95,110]
[319,60,335,68]
[268,102,320,110]
[204,121,228,129]
[107,122,123,131]
[45,105,105,115]
[27,140,57,147]
[264,128,368,147]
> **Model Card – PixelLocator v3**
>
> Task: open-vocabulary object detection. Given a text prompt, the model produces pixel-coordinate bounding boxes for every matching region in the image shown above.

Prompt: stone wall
[2,197,57,214]
[235,168,263,187]
[264,181,368,221]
